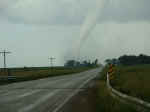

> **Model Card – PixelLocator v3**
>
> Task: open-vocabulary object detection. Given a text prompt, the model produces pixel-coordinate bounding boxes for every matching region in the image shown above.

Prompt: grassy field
[96,66,137,112]
[111,64,150,102]
[0,66,94,85]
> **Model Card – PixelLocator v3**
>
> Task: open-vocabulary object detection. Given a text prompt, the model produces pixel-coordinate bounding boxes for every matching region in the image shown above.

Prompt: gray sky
[0,0,150,67]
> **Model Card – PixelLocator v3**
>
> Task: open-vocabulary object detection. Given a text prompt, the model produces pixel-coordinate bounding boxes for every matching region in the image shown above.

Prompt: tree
[64,60,76,67]
[105,59,112,64]
[118,54,150,65]
[94,59,98,65]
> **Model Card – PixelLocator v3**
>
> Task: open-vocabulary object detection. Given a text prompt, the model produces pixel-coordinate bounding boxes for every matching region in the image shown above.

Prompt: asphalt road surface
[0,68,101,112]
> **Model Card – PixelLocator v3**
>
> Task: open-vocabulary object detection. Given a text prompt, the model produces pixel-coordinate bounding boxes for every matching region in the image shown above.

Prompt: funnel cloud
[76,0,108,59]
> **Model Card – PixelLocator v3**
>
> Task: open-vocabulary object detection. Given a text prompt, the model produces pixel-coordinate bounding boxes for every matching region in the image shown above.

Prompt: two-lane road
[0,68,101,112]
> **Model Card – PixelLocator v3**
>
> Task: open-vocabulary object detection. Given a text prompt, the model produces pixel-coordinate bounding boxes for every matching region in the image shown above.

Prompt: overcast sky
[0,0,150,67]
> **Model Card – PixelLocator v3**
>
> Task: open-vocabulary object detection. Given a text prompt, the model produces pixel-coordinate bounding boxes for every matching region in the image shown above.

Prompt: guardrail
[107,73,150,112]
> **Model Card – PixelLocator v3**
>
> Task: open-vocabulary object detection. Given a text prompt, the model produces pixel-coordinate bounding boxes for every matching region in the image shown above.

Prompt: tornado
[76,0,108,60]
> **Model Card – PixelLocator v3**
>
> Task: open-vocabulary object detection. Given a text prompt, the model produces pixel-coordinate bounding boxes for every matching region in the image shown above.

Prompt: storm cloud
[0,0,150,67]
[0,0,150,25]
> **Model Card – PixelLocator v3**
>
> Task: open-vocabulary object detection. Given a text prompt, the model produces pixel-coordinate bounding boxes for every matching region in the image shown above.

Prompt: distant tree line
[64,59,98,67]
[105,54,150,66]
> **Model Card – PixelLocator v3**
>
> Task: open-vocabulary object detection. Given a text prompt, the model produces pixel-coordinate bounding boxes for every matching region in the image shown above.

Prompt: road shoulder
[59,78,99,112]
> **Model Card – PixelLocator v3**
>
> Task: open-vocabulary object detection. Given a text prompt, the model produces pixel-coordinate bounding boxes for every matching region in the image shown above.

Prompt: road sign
[108,64,115,80]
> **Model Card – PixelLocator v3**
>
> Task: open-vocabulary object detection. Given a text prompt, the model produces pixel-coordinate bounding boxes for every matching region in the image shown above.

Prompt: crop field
[0,66,93,85]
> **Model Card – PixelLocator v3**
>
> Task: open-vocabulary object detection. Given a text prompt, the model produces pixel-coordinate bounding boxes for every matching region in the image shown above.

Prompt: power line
[48,57,55,69]
[0,50,11,69]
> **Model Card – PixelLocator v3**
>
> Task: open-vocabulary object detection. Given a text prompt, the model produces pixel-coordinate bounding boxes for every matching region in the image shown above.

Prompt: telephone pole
[0,50,11,69]
[48,57,55,70]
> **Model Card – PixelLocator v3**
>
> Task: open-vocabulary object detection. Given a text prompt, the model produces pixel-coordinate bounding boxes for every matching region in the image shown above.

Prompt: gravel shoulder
[59,78,99,112]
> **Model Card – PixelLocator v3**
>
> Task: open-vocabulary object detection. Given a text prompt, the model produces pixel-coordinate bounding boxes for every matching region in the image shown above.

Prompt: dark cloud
[0,0,150,25]
[100,0,150,22]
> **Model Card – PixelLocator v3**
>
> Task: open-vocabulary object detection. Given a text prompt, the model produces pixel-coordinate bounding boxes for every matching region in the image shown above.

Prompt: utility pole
[48,57,55,70]
[0,50,11,75]
[0,50,11,69]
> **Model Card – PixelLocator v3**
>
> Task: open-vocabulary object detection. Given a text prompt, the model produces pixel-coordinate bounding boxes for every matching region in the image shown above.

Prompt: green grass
[96,66,137,112]
[112,64,150,102]
[0,66,94,85]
